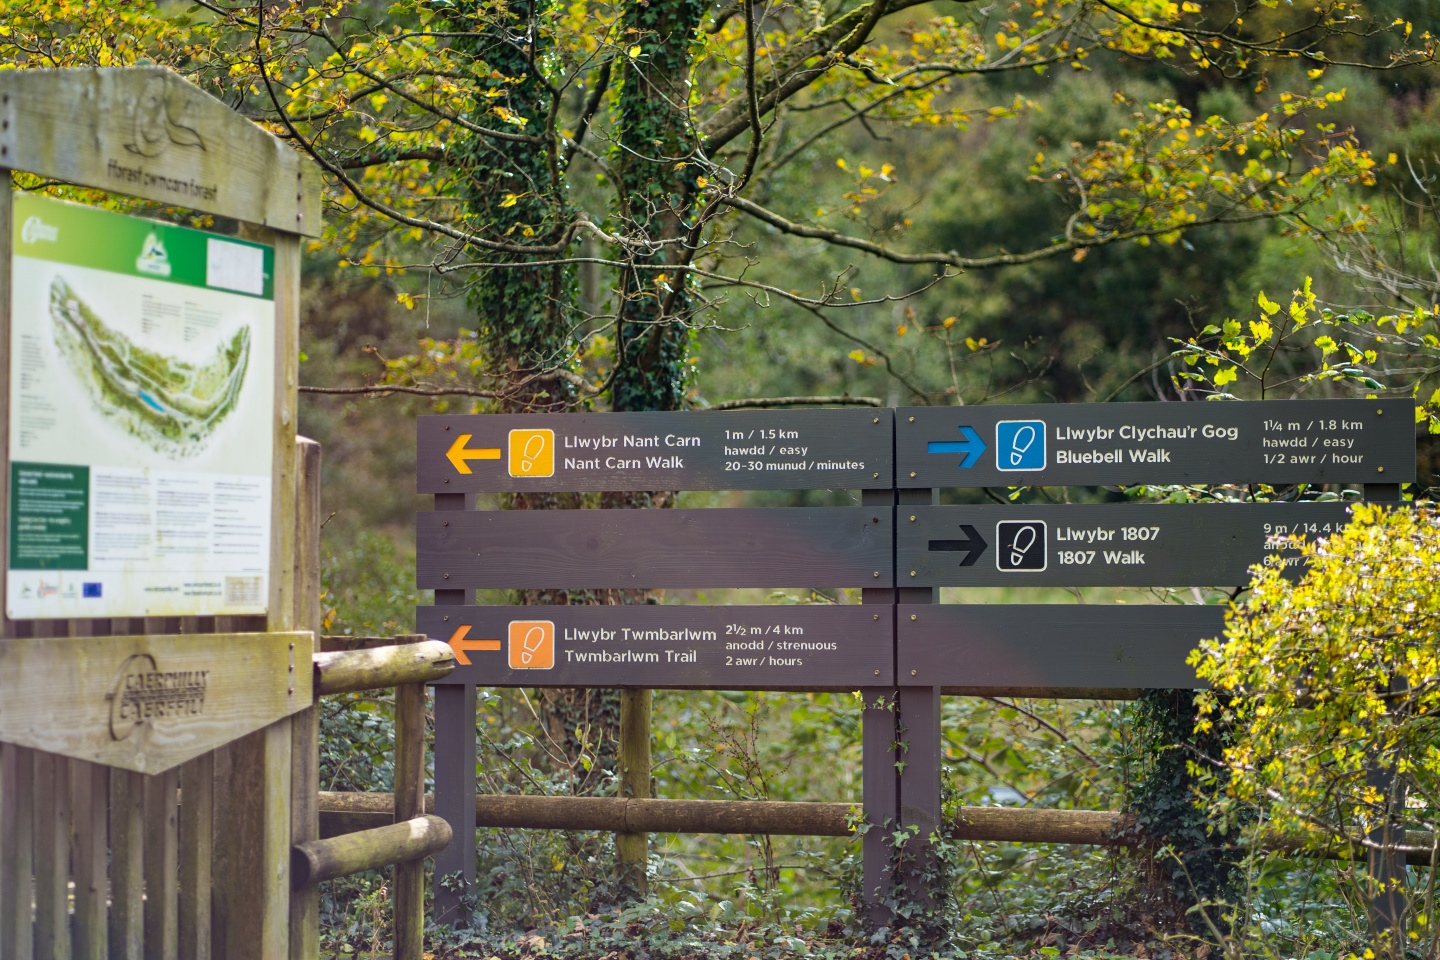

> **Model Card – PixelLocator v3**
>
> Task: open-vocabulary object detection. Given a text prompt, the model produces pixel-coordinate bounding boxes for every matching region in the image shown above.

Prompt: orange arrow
[447,625,501,666]
[446,434,501,474]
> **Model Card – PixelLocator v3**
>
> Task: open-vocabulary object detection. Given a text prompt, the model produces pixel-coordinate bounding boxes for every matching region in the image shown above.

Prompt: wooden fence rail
[316,791,1438,868]
[305,638,454,960]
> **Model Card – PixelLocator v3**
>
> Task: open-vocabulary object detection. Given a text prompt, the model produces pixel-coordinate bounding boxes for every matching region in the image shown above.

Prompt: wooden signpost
[0,67,322,960]
[418,604,892,688]
[417,507,891,589]
[900,501,1353,586]
[417,409,893,493]
[898,399,1414,486]
[417,399,1417,930]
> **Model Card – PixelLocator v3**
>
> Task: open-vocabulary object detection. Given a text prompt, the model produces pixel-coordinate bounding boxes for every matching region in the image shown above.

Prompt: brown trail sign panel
[901,501,1354,587]
[416,409,893,493]
[897,604,1224,689]
[416,507,893,589]
[418,604,892,689]
[899,399,1415,487]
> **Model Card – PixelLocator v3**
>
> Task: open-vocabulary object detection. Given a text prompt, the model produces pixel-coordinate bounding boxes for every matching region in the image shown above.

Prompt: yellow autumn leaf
[627,45,641,58]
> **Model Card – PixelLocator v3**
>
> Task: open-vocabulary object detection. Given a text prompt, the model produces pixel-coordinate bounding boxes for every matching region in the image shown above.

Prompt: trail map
[7,193,275,619]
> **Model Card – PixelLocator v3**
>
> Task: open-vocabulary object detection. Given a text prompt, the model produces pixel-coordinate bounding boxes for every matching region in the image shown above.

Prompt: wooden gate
[0,66,324,960]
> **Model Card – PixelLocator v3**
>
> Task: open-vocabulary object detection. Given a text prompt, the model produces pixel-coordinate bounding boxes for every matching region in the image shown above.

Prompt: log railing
[303,637,455,960]
[317,791,1438,868]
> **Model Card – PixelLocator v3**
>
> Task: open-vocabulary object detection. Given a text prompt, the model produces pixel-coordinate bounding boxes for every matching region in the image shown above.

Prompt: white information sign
[7,193,275,618]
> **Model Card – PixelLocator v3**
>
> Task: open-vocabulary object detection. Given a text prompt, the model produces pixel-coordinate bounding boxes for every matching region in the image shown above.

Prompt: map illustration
[49,276,250,457]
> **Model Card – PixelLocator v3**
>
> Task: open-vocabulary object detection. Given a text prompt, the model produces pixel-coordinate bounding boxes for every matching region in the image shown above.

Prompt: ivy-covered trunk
[605,0,705,898]
[611,0,704,414]
[447,1,628,782]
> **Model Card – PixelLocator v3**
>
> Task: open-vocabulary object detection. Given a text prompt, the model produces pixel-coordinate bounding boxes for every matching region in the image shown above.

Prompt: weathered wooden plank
[110,768,145,960]
[144,769,180,960]
[0,743,35,960]
[417,507,891,589]
[223,721,292,960]
[32,751,71,960]
[0,68,320,235]
[178,753,213,960]
[0,631,312,774]
[71,759,109,960]
[392,682,427,960]
[207,744,231,960]
[289,436,322,960]
[265,229,301,635]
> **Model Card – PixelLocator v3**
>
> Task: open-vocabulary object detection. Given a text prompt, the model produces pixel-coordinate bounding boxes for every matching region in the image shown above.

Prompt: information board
[898,604,1224,688]
[420,604,891,689]
[899,502,1353,587]
[7,193,275,618]
[417,507,892,589]
[416,409,893,493]
[898,400,1415,487]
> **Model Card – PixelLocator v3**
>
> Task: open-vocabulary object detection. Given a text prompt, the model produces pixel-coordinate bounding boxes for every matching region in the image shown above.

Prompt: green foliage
[445,0,582,412]
[1193,502,1440,951]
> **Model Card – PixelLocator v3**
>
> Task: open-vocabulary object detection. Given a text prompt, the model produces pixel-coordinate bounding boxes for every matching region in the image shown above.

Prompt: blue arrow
[927,426,986,468]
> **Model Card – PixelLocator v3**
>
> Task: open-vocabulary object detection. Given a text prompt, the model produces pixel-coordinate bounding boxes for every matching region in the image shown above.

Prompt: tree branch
[701,395,883,409]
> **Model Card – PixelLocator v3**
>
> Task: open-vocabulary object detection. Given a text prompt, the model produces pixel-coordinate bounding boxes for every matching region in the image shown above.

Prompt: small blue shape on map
[996,420,1046,471]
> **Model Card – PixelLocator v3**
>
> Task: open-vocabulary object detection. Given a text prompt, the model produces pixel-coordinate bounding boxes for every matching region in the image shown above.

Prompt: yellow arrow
[446,434,501,474]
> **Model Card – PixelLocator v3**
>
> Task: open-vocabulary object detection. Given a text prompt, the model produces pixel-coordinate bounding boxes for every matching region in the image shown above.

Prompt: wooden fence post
[860,486,898,928]
[616,688,652,896]
[394,677,427,960]
[291,436,323,960]
[1364,481,1407,942]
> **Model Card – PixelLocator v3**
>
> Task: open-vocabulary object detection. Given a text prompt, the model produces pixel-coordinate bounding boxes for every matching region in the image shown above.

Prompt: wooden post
[144,768,181,960]
[432,491,476,928]
[616,688,652,896]
[859,486,898,928]
[32,751,71,959]
[896,488,942,919]
[178,753,213,960]
[290,437,323,960]
[71,759,109,960]
[1365,479,1407,942]
[393,679,427,960]
[110,768,146,960]
[0,743,34,960]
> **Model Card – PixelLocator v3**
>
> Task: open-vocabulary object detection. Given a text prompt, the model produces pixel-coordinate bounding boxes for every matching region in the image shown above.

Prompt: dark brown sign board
[417,507,893,589]
[898,603,1225,688]
[901,501,1353,587]
[418,604,892,689]
[416,409,893,493]
[898,399,1415,487]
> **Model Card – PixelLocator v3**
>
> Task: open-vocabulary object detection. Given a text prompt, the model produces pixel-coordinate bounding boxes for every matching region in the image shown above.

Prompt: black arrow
[929,524,987,567]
